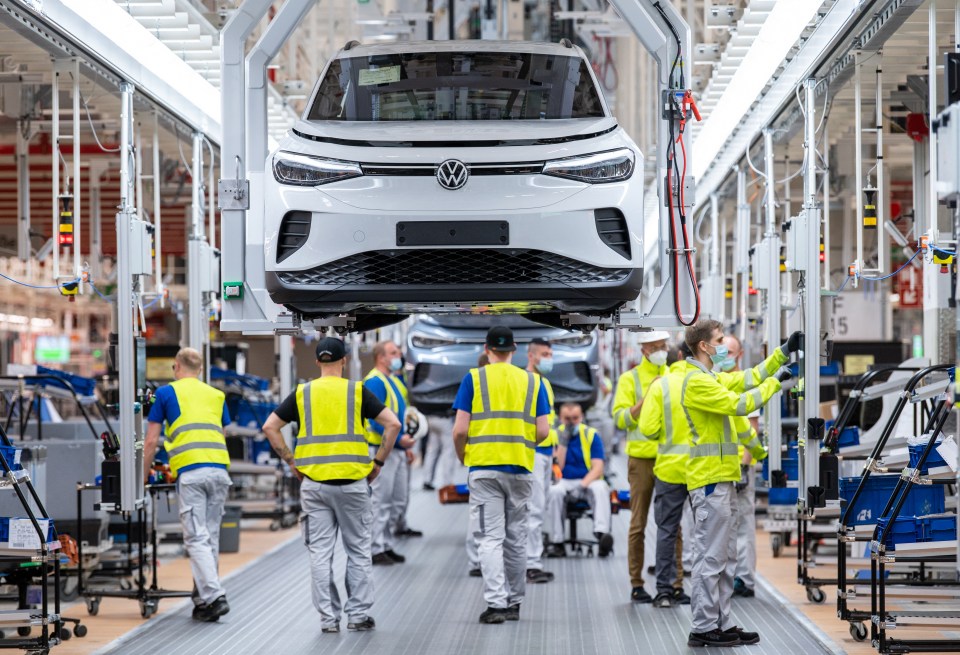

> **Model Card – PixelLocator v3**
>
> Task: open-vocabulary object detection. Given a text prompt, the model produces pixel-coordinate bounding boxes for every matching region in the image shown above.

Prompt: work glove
[782,331,803,355]
[775,367,793,383]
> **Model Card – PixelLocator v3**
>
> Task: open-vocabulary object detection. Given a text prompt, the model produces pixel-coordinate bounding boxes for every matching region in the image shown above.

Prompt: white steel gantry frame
[217,0,695,336]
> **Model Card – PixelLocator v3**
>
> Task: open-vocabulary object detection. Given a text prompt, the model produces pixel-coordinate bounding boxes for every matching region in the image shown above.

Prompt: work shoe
[347,616,376,631]
[733,577,755,598]
[468,568,482,577]
[384,549,406,563]
[687,629,741,647]
[526,569,554,583]
[545,544,567,558]
[479,608,507,624]
[724,626,759,645]
[631,586,653,603]
[646,565,656,575]
[372,553,394,566]
[672,588,691,605]
[422,483,436,491]
[597,533,614,558]
[321,625,340,634]
[191,602,222,623]
[398,527,423,537]
[504,604,520,621]
[652,592,674,609]
[208,596,230,618]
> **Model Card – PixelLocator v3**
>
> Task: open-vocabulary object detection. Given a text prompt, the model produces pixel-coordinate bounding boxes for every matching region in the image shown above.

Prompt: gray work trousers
[300,478,374,628]
[370,447,404,555]
[735,468,757,589]
[681,501,694,571]
[390,452,411,534]
[468,470,533,609]
[423,415,457,488]
[689,482,739,634]
[653,477,687,595]
[177,467,232,606]
[526,452,552,570]
[545,478,611,543]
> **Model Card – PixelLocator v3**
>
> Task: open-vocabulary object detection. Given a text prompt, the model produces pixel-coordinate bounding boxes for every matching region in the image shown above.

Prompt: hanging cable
[78,88,121,153]
[859,249,921,281]
[0,272,79,290]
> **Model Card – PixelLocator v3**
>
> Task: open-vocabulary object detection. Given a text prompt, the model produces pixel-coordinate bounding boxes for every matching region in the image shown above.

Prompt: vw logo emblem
[436,159,469,190]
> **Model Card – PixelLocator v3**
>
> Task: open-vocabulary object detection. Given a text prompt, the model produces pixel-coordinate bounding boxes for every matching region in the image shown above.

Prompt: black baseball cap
[316,337,346,363]
[486,326,516,352]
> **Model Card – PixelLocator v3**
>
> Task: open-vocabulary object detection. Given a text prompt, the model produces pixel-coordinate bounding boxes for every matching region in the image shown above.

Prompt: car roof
[336,39,583,59]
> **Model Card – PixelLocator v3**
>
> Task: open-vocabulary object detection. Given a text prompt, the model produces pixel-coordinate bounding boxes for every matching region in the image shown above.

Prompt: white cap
[637,330,670,344]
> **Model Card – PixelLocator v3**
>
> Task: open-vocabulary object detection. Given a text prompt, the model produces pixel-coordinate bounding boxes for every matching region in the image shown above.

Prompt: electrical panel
[198,242,220,295]
[936,102,960,202]
[784,211,808,273]
[129,220,153,276]
[753,237,775,291]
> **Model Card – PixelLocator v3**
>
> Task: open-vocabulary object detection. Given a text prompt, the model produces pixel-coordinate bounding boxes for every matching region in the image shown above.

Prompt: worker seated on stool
[544,403,613,558]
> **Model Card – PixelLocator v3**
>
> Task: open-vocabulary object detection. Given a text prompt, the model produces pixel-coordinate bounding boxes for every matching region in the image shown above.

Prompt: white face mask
[647,350,668,367]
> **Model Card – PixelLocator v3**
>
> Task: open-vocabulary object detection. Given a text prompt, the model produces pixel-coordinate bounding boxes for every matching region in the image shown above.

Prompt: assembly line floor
[96,456,840,655]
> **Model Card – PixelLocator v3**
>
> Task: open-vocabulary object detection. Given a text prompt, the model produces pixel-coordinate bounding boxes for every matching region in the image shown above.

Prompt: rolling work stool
[564,498,599,557]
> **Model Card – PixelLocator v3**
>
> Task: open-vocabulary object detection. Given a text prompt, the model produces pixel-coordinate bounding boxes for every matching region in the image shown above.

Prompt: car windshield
[307,51,605,121]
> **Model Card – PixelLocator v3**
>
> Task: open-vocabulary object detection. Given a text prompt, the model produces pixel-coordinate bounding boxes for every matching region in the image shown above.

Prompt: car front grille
[277,249,631,287]
[277,211,312,263]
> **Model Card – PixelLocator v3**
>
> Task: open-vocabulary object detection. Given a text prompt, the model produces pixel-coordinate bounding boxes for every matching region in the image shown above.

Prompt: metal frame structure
[217,0,695,336]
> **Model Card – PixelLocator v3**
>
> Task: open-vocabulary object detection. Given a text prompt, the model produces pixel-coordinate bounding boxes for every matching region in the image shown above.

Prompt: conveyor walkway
[98,456,841,655]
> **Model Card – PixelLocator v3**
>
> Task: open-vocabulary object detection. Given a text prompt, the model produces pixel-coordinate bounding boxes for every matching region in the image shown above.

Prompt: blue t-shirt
[147,384,231,474]
[561,426,604,480]
[452,370,551,474]
[363,374,407,448]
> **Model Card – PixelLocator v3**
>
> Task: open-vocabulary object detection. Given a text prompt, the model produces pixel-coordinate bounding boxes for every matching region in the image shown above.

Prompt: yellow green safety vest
[680,359,772,491]
[363,369,401,446]
[612,357,666,459]
[558,423,599,471]
[294,377,372,482]
[647,362,694,486]
[538,376,558,448]
[163,377,230,478]
[465,362,541,470]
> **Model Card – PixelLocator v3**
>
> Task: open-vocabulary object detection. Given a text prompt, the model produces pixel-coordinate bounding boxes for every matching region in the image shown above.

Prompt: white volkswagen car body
[264,39,644,326]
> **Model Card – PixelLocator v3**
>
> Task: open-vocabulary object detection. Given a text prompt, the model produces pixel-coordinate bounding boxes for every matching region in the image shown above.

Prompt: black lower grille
[278,249,631,286]
[595,208,631,260]
[277,211,312,263]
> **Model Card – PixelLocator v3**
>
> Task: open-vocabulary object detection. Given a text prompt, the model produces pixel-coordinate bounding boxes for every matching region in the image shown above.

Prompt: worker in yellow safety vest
[526,337,558,582]
[452,326,550,625]
[680,320,800,648]
[144,347,232,623]
[262,337,401,635]
[612,330,669,604]
[544,403,613,556]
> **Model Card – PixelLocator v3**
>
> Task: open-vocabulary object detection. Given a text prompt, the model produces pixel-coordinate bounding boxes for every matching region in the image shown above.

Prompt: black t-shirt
[274,384,386,425]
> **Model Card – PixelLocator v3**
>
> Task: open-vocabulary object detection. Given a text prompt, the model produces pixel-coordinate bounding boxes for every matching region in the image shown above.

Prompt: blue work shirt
[561,425,604,480]
[452,371,551,474]
[364,374,407,448]
[147,383,231,474]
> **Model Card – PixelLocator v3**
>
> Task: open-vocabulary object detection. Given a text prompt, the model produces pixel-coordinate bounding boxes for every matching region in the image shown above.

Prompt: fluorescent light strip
[692,0,823,180]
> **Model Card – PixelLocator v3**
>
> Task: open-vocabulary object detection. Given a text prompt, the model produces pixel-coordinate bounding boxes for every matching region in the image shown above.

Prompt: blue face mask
[537,357,554,375]
[389,357,403,372]
[720,356,737,372]
[705,343,728,366]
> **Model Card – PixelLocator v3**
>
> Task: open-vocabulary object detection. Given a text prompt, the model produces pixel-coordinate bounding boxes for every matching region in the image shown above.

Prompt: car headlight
[552,333,595,347]
[410,334,456,349]
[272,151,362,186]
[542,148,635,184]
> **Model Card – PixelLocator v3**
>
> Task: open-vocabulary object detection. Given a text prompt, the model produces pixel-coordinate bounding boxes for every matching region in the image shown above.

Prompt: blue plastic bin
[454,484,469,495]
[837,427,860,448]
[0,517,55,545]
[875,516,925,548]
[617,489,630,504]
[923,516,957,542]
[908,443,948,472]
[768,487,799,505]
[0,445,21,470]
[839,474,946,525]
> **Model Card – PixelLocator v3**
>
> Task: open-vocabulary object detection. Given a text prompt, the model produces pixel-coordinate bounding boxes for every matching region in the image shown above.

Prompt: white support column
[152,112,163,300]
[51,62,61,281]
[929,0,939,245]
[736,167,748,338]
[854,51,864,280]
[70,58,81,288]
[277,334,294,448]
[15,121,30,263]
[764,128,782,473]
[801,78,822,508]
[117,82,141,514]
[188,132,206,363]
[89,162,107,283]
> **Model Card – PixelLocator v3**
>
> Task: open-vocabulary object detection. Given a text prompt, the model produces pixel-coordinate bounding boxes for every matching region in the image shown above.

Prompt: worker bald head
[173,348,203,380]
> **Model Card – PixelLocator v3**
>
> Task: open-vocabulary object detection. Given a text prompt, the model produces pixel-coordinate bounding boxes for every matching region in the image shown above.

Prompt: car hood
[292,117,618,145]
